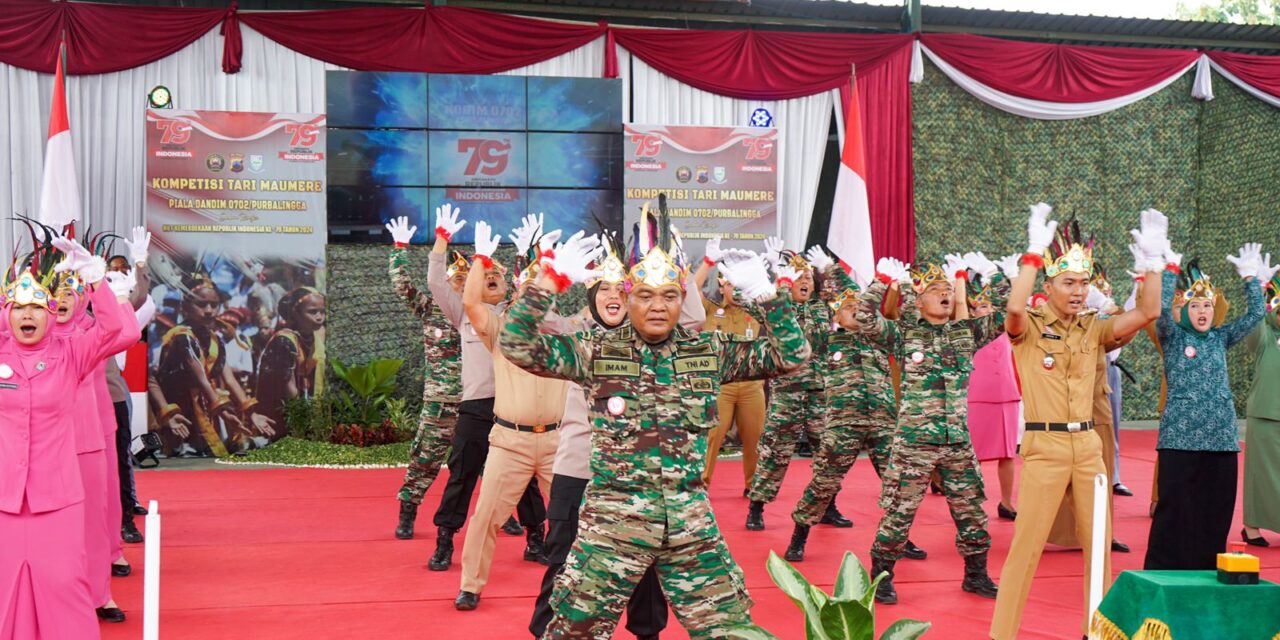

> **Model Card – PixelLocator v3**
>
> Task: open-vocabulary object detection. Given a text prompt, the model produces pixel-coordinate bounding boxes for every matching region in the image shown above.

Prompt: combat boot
[524,523,548,564]
[960,552,998,599]
[784,524,810,562]
[745,501,765,531]
[903,540,928,560]
[394,501,418,540]
[428,527,456,571]
[820,503,852,528]
[871,557,897,604]
[501,515,524,536]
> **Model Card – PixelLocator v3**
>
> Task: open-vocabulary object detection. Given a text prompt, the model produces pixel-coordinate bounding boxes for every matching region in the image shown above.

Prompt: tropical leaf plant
[329,357,404,427]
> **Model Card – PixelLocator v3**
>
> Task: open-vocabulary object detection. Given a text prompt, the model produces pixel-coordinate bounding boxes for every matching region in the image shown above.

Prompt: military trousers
[704,381,766,489]
[396,401,459,505]
[748,387,827,504]
[542,530,751,640]
[433,398,546,531]
[529,474,668,638]
[792,422,893,526]
[870,440,990,562]
[990,429,1112,640]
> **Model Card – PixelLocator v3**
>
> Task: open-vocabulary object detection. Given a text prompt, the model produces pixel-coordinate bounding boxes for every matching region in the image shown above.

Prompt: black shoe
[796,441,813,458]
[997,503,1017,521]
[961,553,998,599]
[395,501,418,540]
[131,504,149,516]
[524,523,548,564]
[636,636,660,640]
[1112,483,1133,497]
[784,524,810,562]
[745,501,765,531]
[1243,528,1271,547]
[121,519,144,544]
[96,606,126,623]
[742,487,749,498]
[903,540,928,561]
[929,480,943,495]
[453,590,479,611]
[819,504,852,528]
[1111,539,1131,553]
[501,515,524,536]
[111,562,131,577]
[428,528,456,571]
[870,558,897,605]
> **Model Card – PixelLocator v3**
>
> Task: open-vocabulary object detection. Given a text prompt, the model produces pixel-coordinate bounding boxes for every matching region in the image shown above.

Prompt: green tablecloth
[1092,570,1280,640]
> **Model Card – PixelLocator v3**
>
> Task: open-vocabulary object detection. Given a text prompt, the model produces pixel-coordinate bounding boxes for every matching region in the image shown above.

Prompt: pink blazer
[967,333,1021,403]
[0,284,135,514]
[70,301,141,454]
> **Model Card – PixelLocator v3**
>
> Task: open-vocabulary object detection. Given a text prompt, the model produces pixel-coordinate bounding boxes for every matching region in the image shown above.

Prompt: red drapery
[920,33,1200,102]
[1208,51,1280,100]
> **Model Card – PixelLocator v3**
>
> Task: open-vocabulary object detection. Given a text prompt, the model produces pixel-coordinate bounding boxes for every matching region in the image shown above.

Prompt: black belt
[1024,421,1094,433]
[495,416,559,433]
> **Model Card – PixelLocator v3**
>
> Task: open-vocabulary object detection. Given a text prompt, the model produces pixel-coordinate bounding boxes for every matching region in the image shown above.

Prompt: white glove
[537,228,563,256]
[473,220,501,258]
[52,235,95,276]
[78,256,107,285]
[434,203,466,241]
[775,264,802,287]
[384,216,417,246]
[124,226,151,265]
[1026,202,1058,254]
[805,245,834,272]
[1256,252,1279,283]
[763,236,785,270]
[509,213,540,255]
[1129,208,1170,269]
[1226,242,1264,280]
[1127,243,1157,274]
[704,236,724,264]
[105,270,137,298]
[543,231,601,285]
[943,253,968,280]
[965,251,999,280]
[995,253,1021,280]
[720,249,776,302]
[875,256,910,285]
[1162,239,1182,268]
[1085,285,1111,312]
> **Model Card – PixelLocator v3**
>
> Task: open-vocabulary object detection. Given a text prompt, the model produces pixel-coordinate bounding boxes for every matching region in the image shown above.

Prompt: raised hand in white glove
[995,253,1021,280]
[720,249,776,302]
[52,235,94,275]
[384,216,417,246]
[703,236,724,265]
[434,203,466,241]
[1256,252,1279,283]
[543,231,601,286]
[805,245,834,272]
[510,213,542,255]
[538,228,563,256]
[763,236,785,270]
[105,269,137,299]
[1129,208,1170,268]
[473,221,501,258]
[775,264,802,287]
[965,251,999,280]
[1127,242,1158,274]
[1226,242,1264,280]
[1085,285,1112,312]
[1026,202,1058,254]
[1162,239,1182,268]
[943,253,968,280]
[875,256,910,284]
[888,258,913,285]
[125,226,151,265]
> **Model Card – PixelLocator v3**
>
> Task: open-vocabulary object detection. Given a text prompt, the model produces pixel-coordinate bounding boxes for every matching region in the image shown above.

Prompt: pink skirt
[968,399,1019,461]
[102,443,122,562]
[0,501,99,640]
[76,451,112,607]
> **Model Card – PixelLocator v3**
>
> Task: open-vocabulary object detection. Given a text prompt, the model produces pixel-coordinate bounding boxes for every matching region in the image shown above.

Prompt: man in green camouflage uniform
[784,247,926,563]
[501,230,810,639]
[390,241,465,540]
[859,253,1008,605]
[746,244,848,531]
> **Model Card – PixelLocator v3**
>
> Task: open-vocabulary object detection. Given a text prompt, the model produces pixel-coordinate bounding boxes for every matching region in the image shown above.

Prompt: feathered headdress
[910,262,949,294]
[967,270,993,306]
[828,286,861,313]
[1265,273,1280,314]
[1091,260,1113,297]
[446,250,470,279]
[513,229,543,289]
[1044,217,1094,278]
[1176,258,1229,329]
[776,249,811,275]
[590,213,626,287]
[627,194,686,290]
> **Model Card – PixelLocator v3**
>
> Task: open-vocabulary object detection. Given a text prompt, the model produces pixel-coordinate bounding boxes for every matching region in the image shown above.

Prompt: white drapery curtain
[619,48,833,250]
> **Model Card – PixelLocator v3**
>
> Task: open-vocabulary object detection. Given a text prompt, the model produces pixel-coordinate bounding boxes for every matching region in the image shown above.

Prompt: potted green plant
[729,551,930,640]
[329,357,405,446]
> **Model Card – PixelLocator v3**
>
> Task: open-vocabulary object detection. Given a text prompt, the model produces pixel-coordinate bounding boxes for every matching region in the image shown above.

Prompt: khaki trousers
[459,424,558,594]
[1046,421,1117,546]
[704,381,766,488]
[990,430,1112,640]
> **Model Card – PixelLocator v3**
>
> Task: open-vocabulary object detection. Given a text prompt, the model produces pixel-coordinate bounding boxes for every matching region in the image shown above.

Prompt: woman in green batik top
[1243,272,1280,547]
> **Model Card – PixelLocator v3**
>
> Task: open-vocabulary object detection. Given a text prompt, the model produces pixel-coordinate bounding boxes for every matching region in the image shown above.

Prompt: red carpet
[99,429,1280,640]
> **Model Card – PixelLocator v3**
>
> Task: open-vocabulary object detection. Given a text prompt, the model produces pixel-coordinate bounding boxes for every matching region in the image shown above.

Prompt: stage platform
[101,429,1278,639]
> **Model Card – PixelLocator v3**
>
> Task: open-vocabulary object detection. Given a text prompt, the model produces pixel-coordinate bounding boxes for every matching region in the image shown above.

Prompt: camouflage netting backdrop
[913,60,1280,420]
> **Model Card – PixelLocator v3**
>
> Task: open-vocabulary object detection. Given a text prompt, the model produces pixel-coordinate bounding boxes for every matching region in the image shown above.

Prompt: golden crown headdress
[3,270,57,311]
[777,249,812,274]
[1266,273,1280,313]
[1044,218,1094,278]
[589,221,627,287]
[828,286,861,313]
[55,272,84,298]
[446,250,470,279]
[910,262,949,294]
[1178,259,1216,303]
[967,271,993,305]
[627,195,686,290]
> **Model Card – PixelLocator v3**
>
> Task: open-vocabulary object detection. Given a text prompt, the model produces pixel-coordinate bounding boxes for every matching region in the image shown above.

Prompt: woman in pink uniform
[965,273,1022,519]
[0,236,134,640]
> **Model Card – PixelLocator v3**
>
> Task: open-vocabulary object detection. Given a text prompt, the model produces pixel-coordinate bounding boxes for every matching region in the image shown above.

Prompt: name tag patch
[0,383,18,390]
[601,344,633,360]
[674,356,718,375]
[593,359,640,377]
[690,377,715,393]
[1041,332,1062,341]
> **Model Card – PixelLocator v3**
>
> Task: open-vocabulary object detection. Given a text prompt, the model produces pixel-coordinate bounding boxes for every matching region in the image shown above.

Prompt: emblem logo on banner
[248,154,264,173]
[750,108,774,127]
[229,153,245,173]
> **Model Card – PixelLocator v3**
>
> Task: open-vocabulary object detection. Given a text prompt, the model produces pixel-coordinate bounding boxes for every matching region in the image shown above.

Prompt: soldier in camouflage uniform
[784,247,927,563]
[390,240,466,540]
[502,218,811,639]
[859,253,1008,605]
[746,242,851,531]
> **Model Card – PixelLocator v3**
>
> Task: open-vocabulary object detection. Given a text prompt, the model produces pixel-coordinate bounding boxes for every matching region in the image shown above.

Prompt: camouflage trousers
[747,387,826,504]
[396,401,459,505]
[870,441,990,561]
[543,530,752,640]
[791,422,894,526]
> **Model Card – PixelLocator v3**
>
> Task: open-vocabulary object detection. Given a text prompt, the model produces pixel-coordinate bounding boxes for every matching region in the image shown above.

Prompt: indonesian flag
[827,80,874,286]
[38,47,81,228]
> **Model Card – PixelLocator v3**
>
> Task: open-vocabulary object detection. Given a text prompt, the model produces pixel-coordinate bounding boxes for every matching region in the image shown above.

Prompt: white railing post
[1087,473,1108,639]
[143,500,160,640]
